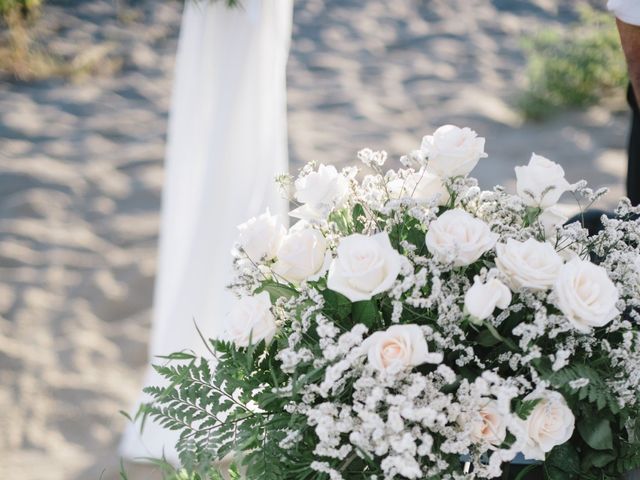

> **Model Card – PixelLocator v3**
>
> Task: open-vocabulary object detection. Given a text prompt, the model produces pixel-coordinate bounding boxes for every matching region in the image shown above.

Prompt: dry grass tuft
[0,3,122,82]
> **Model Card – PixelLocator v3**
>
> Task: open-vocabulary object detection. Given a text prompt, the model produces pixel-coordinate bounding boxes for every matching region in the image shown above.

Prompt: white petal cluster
[520,390,575,461]
[420,124,487,178]
[291,164,350,220]
[464,277,511,322]
[515,154,570,209]
[362,324,443,372]
[495,238,563,290]
[425,209,498,266]
[273,225,329,283]
[327,232,402,302]
[553,258,619,333]
[236,209,285,261]
[225,291,277,347]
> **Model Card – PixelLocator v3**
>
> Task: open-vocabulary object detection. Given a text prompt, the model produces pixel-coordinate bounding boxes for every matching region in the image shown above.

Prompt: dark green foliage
[137,339,321,480]
[518,5,626,120]
[544,443,580,480]
[0,0,40,17]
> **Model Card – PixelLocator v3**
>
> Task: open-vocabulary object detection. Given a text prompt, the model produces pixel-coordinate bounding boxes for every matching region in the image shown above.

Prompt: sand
[0,0,630,479]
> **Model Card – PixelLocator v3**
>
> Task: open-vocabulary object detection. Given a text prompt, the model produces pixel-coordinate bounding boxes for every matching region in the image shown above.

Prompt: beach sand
[0,0,629,479]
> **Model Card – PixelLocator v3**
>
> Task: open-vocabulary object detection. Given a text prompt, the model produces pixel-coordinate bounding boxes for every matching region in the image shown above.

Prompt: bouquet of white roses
[139,125,640,480]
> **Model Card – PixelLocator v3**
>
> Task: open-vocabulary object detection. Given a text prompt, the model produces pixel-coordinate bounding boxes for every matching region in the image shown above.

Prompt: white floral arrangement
[138,125,640,480]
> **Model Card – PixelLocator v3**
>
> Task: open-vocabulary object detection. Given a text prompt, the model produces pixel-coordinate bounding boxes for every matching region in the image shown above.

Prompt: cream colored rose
[464,277,512,322]
[226,292,277,347]
[273,226,328,283]
[495,238,563,291]
[362,324,442,372]
[553,258,619,333]
[388,168,449,205]
[236,209,286,261]
[291,164,349,220]
[515,154,570,209]
[425,209,498,267]
[420,124,487,178]
[521,390,575,461]
[468,400,507,447]
[327,232,402,302]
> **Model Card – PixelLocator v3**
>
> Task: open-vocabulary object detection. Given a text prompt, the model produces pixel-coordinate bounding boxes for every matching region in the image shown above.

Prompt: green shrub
[0,0,41,17]
[518,5,627,120]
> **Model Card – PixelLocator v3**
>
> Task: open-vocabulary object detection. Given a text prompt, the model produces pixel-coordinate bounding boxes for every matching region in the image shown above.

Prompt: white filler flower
[236,209,286,261]
[362,324,442,372]
[425,209,498,266]
[225,291,277,347]
[291,164,349,220]
[420,124,487,178]
[554,258,619,333]
[273,226,329,283]
[495,238,563,291]
[521,390,575,461]
[515,154,570,209]
[327,232,402,302]
[464,277,512,322]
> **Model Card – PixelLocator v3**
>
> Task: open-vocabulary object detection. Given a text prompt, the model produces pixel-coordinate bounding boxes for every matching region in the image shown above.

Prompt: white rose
[468,400,507,447]
[236,209,286,261]
[362,324,443,372]
[327,232,402,302]
[515,154,570,209]
[521,390,575,461]
[291,164,349,220]
[425,209,498,266]
[464,277,512,322]
[538,206,568,238]
[420,124,487,178]
[553,258,619,333]
[225,291,277,347]
[495,238,563,291]
[388,169,449,205]
[273,226,329,283]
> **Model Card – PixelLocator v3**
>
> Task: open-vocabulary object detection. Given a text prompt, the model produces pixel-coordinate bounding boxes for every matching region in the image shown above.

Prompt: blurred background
[0,0,630,478]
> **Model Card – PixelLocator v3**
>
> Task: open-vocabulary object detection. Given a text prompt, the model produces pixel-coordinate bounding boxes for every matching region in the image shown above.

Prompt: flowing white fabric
[608,0,640,25]
[120,0,292,463]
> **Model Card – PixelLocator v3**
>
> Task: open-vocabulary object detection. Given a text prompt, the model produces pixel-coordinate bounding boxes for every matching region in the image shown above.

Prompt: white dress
[608,0,640,25]
[120,0,293,463]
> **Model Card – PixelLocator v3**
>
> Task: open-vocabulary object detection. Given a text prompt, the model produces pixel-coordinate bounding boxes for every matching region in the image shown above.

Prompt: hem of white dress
[615,12,640,26]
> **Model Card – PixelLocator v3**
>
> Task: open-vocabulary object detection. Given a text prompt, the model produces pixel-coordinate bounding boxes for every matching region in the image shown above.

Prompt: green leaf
[476,328,501,347]
[119,410,133,422]
[577,417,613,450]
[513,464,540,480]
[523,206,542,227]
[156,351,197,361]
[583,450,616,469]
[257,281,297,303]
[515,398,543,420]
[351,300,378,328]
[544,443,580,480]
[328,210,350,235]
[322,289,352,321]
[352,203,366,232]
